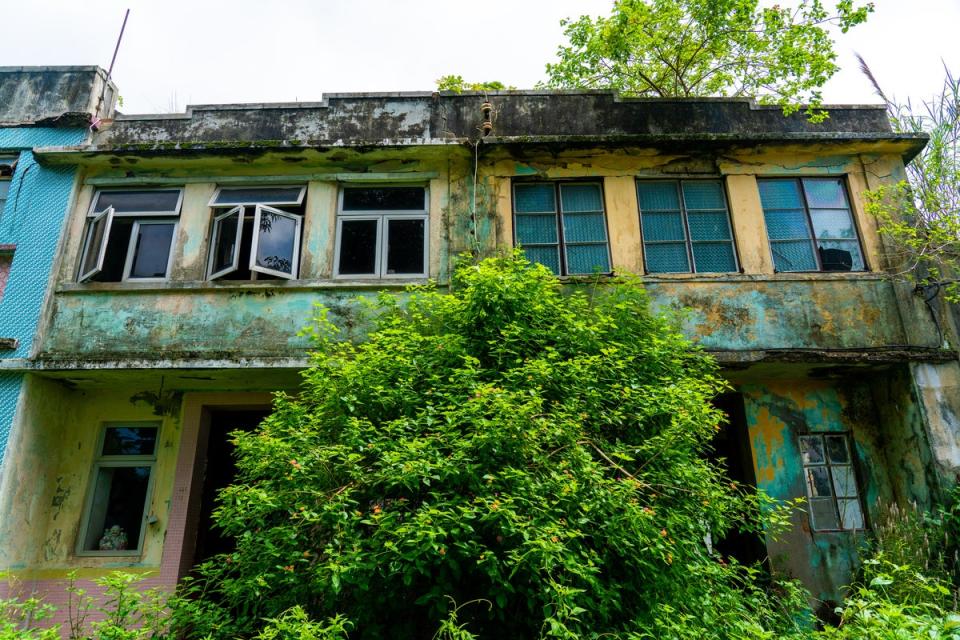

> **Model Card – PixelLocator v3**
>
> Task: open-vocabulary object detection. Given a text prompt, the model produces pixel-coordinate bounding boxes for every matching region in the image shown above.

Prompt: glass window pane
[692,243,736,273]
[386,219,425,275]
[559,184,603,212]
[84,465,151,551]
[80,214,110,277]
[803,178,847,209]
[682,181,726,210]
[0,181,9,203]
[687,211,731,241]
[825,436,850,463]
[764,210,810,240]
[810,209,856,239]
[342,187,425,211]
[102,426,157,456]
[838,499,864,530]
[214,187,303,206]
[771,240,817,272]
[563,212,607,243]
[128,223,174,279]
[95,190,181,214]
[515,213,558,244]
[818,240,864,272]
[832,466,858,498]
[211,210,241,275]
[514,184,556,213]
[642,212,686,242]
[565,244,610,275]
[255,211,298,275]
[637,182,680,210]
[523,246,560,274]
[810,498,839,531]
[799,436,824,464]
[645,243,690,273]
[759,180,803,209]
[806,467,832,497]
[338,219,378,275]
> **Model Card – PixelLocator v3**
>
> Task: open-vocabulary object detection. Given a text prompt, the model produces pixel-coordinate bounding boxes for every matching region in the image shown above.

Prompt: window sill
[57,278,433,294]
[638,271,885,283]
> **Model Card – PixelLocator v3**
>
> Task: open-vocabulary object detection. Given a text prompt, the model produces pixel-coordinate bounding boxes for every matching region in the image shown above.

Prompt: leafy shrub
[179,253,805,638]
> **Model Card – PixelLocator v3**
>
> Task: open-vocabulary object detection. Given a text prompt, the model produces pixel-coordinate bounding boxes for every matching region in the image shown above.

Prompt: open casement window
[78,189,183,283]
[77,423,158,556]
[799,433,865,531]
[206,186,306,281]
[513,182,612,276]
[334,186,429,278]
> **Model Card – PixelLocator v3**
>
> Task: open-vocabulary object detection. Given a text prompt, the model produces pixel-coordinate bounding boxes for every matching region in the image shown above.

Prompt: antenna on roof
[92,8,130,130]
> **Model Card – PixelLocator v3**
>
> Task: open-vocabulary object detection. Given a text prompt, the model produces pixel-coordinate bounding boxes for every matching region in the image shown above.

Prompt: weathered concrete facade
[1,89,957,620]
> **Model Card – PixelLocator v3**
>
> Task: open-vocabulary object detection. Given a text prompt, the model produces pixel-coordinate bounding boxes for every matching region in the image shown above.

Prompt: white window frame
[76,422,159,557]
[206,205,245,280]
[121,219,179,282]
[249,204,303,280]
[208,185,306,208]
[88,188,184,218]
[334,186,429,279]
[77,206,115,282]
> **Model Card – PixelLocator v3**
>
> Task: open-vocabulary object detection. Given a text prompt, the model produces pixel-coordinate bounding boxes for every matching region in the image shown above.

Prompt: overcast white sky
[0,0,957,114]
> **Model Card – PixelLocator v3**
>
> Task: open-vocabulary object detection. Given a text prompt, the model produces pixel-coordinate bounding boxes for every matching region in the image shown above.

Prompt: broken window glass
[799,436,825,464]
[799,433,865,532]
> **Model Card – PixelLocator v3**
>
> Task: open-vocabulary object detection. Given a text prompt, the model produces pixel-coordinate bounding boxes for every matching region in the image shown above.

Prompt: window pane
[637,182,680,210]
[810,209,857,239]
[211,210,241,275]
[80,215,110,277]
[645,243,690,273]
[255,211,298,275]
[642,212,686,242]
[687,211,731,241]
[102,426,157,456]
[342,187,424,211]
[128,223,174,279]
[832,466,858,498]
[806,467,832,497]
[514,184,556,213]
[563,212,607,243]
[84,465,151,551]
[559,184,603,212]
[692,243,736,272]
[799,436,824,464]
[803,178,847,209]
[810,498,839,530]
[0,253,10,302]
[95,190,181,214]
[838,499,864,529]
[682,181,726,210]
[771,240,817,272]
[523,246,560,274]
[515,213,558,244]
[759,180,803,209]
[565,244,610,274]
[818,240,864,271]
[338,219,378,275]
[764,210,810,240]
[0,181,9,205]
[825,436,850,463]
[214,187,303,205]
[386,219,425,275]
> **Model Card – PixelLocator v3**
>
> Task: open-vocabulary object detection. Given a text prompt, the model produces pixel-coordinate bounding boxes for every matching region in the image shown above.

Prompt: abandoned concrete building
[1,65,959,618]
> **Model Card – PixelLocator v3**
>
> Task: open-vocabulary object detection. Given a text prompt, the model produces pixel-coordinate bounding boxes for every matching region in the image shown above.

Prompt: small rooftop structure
[0,66,117,127]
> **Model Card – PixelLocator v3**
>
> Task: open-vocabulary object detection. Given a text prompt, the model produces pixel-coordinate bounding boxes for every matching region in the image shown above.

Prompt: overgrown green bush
[177,253,804,638]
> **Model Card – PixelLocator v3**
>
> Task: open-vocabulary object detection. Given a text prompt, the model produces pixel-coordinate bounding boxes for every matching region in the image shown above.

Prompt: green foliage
[543,0,872,119]
[0,574,59,640]
[861,61,960,302]
[435,76,515,93]
[179,252,802,638]
[253,607,352,640]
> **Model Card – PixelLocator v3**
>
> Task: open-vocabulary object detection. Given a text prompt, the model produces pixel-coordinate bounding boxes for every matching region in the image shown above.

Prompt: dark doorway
[191,408,271,567]
[711,393,769,568]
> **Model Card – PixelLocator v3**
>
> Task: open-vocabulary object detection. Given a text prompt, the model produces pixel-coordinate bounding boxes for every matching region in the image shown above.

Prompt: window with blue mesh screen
[636,180,738,274]
[757,178,864,272]
[513,182,611,275]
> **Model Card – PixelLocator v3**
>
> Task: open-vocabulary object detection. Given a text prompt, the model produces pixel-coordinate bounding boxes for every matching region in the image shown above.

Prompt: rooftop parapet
[0,66,117,127]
